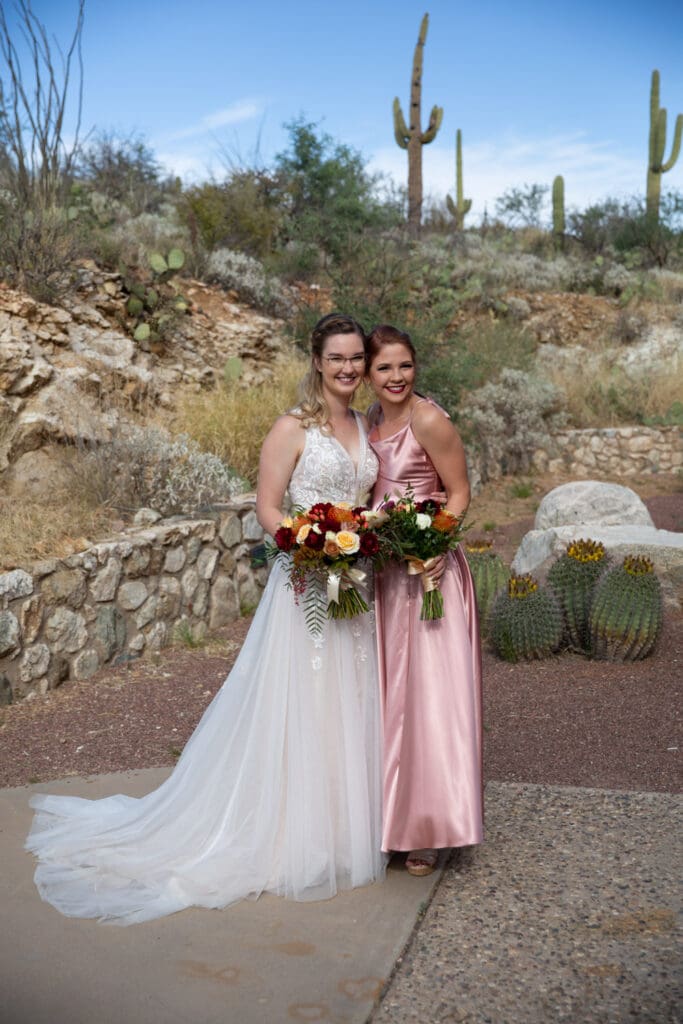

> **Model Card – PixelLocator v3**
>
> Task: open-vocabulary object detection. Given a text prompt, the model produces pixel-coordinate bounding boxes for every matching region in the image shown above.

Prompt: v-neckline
[329,411,363,474]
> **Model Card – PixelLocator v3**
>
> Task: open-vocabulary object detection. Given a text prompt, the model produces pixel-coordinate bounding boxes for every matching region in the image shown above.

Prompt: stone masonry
[0,498,267,703]
[532,425,682,477]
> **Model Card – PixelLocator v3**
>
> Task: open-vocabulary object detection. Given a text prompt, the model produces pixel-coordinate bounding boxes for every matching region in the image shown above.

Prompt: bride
[26,313,385,925]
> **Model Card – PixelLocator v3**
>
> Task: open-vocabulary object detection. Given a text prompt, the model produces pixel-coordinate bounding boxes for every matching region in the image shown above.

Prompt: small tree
[495,183,549,229]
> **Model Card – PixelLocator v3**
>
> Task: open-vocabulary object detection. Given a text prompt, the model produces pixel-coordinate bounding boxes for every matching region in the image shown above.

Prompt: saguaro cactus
[552,175,565,250]
[646,69,682,219]
[446,129,471,231]
[393,13,443,238]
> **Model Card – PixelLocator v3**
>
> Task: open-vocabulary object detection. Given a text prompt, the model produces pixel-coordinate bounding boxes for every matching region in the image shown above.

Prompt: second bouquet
[373,488,466,620]
[268,501,381,635]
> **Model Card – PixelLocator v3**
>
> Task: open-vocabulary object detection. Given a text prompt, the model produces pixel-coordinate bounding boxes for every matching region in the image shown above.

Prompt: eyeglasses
[321,355,366,368]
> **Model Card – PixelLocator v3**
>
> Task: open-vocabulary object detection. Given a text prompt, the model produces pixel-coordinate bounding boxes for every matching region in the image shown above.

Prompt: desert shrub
[76,132,173,217]
[65,427,245,516]
[180,170,280,258]
[176,357,308,484]
[207,249,292,317]
[106,207,191,270]
[461,369,566,481]
[494,184,549,229]
[0,199,79,302]
[273,117,400,265]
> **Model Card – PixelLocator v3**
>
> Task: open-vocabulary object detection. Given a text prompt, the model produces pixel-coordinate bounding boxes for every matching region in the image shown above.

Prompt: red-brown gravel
[1,609,679,794]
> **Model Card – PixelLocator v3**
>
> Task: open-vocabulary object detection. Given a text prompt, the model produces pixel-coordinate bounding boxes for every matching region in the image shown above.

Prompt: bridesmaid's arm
[411,403,471,519]
[256,415,305,536]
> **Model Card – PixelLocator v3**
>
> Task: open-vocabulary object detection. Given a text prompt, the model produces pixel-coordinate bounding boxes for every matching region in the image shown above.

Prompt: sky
[9,0,683,219]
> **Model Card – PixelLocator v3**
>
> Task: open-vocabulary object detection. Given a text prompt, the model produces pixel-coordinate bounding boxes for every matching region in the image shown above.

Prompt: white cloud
[157,99,264,144]
[370,132,647,219]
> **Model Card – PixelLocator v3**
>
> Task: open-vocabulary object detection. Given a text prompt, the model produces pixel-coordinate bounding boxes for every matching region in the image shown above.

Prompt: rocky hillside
[0,265,294,503]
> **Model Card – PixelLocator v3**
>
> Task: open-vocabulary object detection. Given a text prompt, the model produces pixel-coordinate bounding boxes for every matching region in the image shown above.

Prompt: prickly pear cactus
[547,539,609,652]
[588,555,663,661]
[464,539,509,634]
[490,574,563,663]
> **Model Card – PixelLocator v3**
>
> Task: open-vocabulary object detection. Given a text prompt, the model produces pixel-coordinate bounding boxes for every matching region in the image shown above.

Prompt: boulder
[534,481,653,531]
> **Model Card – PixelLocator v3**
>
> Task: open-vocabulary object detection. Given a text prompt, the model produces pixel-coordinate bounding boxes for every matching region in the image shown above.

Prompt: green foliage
[0,201,79,303]
[643,400,683,427]
[490,574,563,662]
[547,539,610,652]
[273,118,397,265]
[588,556,663,661]
[120,247,189,347]
[464,541,509,635]
[495,183,549,229]
[179,170,280,258]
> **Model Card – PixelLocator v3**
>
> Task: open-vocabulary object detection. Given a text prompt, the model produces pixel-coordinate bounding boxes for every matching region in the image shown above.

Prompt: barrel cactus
[490,574,563,663]
[588,555,663,661]
[547,538,610,652]
[464,539,509,633]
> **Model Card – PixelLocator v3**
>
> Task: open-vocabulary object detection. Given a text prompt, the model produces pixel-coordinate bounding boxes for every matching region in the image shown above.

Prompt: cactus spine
[552,175,565,250]
[464,540,509,634]
[646,70,682,220]
[393,13,443,239]
[490,574,563,663]
[446,130,471,230]
[547,539,609,652]
[588,556,663,661]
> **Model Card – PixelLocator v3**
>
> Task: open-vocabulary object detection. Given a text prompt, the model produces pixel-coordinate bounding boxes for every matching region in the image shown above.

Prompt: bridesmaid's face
[315,332,366,402]
[367,343,416,406]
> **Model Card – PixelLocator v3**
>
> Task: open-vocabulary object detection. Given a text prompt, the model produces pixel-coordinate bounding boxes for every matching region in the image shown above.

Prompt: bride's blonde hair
[295,313,366,429]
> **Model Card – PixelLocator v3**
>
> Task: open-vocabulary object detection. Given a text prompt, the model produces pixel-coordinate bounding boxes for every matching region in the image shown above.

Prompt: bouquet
[374,488,466,620]
[268,501,381,635]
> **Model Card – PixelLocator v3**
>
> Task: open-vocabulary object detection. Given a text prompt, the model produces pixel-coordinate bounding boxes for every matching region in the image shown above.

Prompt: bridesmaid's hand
[424,553,447,585]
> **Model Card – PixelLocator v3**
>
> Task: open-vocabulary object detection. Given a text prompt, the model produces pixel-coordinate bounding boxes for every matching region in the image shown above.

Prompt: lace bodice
[288,413,378,508]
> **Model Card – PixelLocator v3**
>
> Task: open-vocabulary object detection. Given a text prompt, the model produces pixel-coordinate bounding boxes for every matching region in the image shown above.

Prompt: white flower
[360,509,388,527]
[415,513,432,530]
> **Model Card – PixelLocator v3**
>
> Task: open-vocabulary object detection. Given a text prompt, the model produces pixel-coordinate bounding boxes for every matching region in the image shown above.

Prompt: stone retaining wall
[0,499,266,704]
[532,426,682,477]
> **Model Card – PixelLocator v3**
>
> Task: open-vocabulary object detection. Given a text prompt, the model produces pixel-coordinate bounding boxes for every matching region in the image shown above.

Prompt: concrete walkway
[1,774,680,1024]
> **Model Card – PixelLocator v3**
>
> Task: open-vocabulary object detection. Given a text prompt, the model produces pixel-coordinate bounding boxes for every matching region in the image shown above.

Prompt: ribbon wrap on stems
[406,556,445,620]
[326,566,370,621]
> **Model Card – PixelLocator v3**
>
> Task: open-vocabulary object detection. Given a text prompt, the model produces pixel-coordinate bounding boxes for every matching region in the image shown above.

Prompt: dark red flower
[359,532,379,556]
[274,526,296,552]
[304,528,325,550]
[308,502,332,522]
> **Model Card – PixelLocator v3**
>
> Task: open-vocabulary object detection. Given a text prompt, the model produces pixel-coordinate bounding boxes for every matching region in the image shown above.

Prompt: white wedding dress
[26,415,385,924]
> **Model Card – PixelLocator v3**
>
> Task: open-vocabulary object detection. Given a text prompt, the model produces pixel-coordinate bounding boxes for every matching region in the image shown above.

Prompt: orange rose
[323,537,341,557]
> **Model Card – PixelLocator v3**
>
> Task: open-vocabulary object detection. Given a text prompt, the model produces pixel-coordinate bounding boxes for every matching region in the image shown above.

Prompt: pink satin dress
[369,405,484,853]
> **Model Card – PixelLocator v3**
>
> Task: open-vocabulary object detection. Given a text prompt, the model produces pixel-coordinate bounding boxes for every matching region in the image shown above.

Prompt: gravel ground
[1,608,680,793]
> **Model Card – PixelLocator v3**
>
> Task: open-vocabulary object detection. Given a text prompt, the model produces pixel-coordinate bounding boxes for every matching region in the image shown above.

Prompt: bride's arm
[256,415,306,536]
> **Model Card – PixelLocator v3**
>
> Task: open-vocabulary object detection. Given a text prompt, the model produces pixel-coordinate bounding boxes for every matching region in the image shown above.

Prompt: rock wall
[0,499,266,704]
[532,426,682,478]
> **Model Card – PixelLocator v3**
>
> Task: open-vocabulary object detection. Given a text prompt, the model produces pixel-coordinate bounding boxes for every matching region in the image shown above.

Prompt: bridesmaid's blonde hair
[295,313,366,429]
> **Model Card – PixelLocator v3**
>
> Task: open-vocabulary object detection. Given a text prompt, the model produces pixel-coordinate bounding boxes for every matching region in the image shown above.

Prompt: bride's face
[368,342,416,406]
[315,332,366,402]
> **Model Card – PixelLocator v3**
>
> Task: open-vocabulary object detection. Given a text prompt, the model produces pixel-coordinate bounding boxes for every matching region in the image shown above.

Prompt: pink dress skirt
[370,412,484,852]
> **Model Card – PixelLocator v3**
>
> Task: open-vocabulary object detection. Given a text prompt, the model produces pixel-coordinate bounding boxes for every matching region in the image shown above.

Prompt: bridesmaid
[366,324,483,876]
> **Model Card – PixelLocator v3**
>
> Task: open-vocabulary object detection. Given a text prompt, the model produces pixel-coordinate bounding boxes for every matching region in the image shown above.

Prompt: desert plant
[207,248,292,317]
[552,175,565,250]
[495,184,549,229]
[464,540,509,634]
[489,574,563,662]
[588,555,663,661]
[76,132,170,216]
[392,13,443,238]
[180,170,280,258]
[446,130,471,231]
[120,247,189,346]
[461,369,566,481]
[547,539,610,652]
[646,70,682,220]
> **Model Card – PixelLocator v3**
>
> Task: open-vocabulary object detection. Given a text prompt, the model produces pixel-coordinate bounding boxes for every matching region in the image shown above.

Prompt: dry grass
[546,356,683,428]
[0,491,115,571]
